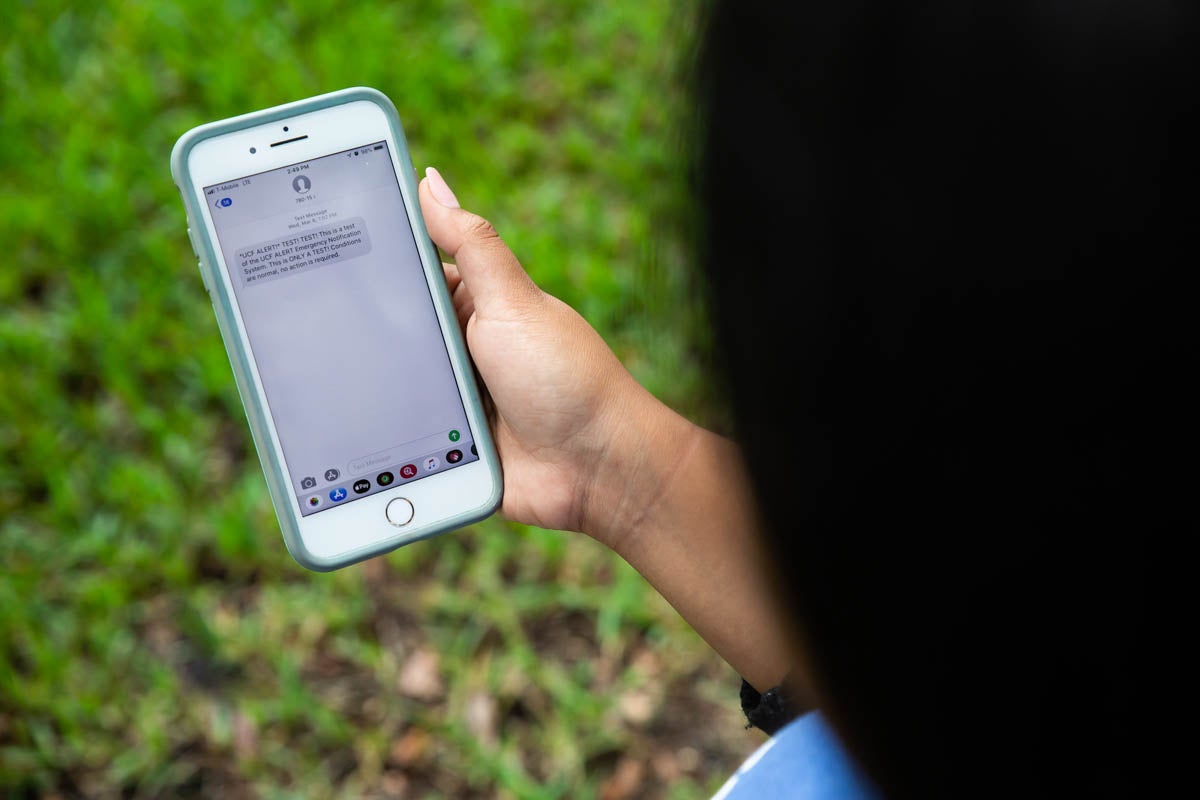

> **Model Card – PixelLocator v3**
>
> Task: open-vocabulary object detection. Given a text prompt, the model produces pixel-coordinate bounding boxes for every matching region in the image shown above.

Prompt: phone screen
[205,142,477,516]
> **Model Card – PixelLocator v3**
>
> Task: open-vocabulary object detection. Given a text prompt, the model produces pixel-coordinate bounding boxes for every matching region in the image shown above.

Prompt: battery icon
[373,144,383,150]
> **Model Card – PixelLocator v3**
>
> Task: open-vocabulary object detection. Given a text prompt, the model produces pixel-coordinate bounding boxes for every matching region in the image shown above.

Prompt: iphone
[170,87,502,571]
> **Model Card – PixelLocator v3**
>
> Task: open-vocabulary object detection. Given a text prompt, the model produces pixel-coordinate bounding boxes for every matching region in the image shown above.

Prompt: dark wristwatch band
[741,676,805,735]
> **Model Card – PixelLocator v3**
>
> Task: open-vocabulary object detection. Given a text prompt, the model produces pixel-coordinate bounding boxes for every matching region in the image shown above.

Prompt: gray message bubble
[235,217,373,287]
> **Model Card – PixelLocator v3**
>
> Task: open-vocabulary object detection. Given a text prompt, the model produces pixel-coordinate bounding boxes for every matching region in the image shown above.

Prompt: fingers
[419,168,540,316]
[442,261,475,330]
[442,261,462,295]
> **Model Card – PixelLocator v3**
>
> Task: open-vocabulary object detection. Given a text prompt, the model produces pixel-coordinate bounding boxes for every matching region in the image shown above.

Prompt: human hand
[418,168,694,544]
[419,168,800,688]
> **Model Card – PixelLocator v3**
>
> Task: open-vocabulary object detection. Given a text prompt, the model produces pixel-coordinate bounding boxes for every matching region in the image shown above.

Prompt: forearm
[581,390,799,691]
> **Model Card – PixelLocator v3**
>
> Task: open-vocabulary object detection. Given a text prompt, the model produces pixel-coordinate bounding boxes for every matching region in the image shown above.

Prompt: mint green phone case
[170,87,502,571]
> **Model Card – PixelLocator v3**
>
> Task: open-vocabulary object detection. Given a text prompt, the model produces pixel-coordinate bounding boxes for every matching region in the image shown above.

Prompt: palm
[447,269,629,531]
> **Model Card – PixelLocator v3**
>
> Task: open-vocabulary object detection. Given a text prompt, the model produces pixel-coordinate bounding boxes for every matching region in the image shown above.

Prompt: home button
[385,497,414,527]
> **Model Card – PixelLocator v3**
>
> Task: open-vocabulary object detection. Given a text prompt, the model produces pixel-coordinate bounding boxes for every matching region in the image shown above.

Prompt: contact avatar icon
[292,175,312,194]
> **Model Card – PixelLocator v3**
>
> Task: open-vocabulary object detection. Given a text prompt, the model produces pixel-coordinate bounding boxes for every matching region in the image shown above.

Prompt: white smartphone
[170,87,502,571]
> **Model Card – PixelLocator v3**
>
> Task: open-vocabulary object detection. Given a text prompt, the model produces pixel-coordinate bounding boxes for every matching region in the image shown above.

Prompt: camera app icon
[301,476,317,490]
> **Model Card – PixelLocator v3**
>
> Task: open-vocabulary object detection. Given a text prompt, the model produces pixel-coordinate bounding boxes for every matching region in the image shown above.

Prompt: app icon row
[300,432,465,490]
[304,449,465,509]
[299,468,340,490]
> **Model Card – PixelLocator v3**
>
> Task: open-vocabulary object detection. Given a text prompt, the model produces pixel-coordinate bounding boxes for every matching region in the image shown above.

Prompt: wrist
[576,383,701,552]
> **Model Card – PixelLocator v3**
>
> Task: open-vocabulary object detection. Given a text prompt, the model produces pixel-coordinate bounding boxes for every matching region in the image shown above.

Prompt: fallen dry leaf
[618,690,656,726]
[390,728,430,767]
[676,746,701,773]
[651,749,681,782]
[464,690,498,745]
[600,757,645,800]
[397,648,444,701]
[380,770,409,798]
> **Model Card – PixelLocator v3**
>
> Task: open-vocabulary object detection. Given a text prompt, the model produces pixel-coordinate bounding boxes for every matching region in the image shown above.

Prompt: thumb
[419,167,538,313]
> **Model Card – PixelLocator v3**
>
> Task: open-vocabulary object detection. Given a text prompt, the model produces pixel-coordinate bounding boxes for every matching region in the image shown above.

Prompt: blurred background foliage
[0,1,759,797]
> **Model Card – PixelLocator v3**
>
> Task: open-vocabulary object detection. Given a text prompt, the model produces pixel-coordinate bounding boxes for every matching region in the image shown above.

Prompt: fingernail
[425,167,460,208]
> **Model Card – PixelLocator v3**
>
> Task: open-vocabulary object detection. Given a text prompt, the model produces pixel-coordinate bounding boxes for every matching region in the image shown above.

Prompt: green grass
[0,1,759,797]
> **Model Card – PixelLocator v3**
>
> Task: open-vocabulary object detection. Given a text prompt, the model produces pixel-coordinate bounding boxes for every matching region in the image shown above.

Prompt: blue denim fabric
[713,712,881,800]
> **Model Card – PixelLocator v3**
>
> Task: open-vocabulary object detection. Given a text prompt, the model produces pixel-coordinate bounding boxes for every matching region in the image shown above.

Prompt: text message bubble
[235,217,372,287]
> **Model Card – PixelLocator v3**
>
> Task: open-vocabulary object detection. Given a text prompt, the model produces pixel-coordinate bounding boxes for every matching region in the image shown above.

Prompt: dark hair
[697,2,1192,796]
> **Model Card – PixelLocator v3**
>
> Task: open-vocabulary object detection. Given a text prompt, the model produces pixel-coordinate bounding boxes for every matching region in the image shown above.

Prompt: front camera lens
[249,147,257,154]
